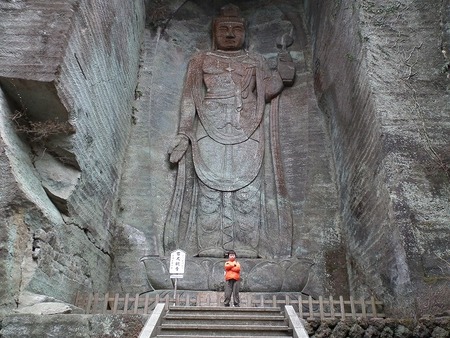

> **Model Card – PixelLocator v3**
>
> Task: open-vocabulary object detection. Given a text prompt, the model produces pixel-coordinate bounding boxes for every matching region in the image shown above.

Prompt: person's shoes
[234,304,240,307]
[224,303,230,307]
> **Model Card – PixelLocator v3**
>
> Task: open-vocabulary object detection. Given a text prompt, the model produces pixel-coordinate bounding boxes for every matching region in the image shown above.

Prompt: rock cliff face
[0,0,448,318]
[0,0,145,314]
[111,0,344,299]
[307,0,450,316]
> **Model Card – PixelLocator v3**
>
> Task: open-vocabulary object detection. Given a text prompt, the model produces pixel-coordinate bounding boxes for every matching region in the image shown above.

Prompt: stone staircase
[155,306,293,337]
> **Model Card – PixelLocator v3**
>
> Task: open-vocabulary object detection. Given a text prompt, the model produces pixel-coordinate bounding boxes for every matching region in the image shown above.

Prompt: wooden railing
[75,291,385,319]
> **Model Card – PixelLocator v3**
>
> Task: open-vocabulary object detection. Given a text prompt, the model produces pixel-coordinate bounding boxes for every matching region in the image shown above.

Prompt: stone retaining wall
[304,315,450,338]
[0,313,448,337]
[0,314,146,338]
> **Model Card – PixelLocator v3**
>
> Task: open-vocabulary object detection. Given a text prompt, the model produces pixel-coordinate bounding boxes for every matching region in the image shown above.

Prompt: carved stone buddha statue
[143,4,313,292]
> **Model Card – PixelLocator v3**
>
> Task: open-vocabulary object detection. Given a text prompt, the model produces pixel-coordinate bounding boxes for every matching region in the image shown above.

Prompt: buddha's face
[214,22,245,51]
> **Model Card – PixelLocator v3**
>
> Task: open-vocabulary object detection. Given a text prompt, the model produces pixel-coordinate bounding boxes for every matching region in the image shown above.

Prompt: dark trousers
[224,279,240,306]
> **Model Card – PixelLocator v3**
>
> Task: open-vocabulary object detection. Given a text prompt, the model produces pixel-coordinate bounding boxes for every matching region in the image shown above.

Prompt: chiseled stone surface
[0,0,145,314]
[111,0,344,298]
[15,302,84,315]
[0,311,448,338]
[0,0,448,321]
[0,0,78,82]
[307,0,450,316]
[0,314,146,338]
[304,315,450,338]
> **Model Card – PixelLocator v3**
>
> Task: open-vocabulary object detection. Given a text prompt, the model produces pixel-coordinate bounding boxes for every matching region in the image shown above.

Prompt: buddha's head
[213,4,245,51]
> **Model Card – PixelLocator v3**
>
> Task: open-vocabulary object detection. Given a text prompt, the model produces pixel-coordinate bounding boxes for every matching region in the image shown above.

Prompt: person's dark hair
[227,250,237,257]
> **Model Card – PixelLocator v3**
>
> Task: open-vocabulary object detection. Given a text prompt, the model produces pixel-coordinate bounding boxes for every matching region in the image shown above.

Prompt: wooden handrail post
[329,295,335,319]
[134,293,140,314]
[76,291,384,319]
[113,293,119,314]
[339,295,345,320]
[361,297,366,318]
[164,294,169,310]
[371,296,378,317]
[143,293,149,314]
[308,296,314,319]
[319,296,324,320]
[124,293,130,314]
[298,294,303,318]
[350,296,356,319]
[102,292,109,314]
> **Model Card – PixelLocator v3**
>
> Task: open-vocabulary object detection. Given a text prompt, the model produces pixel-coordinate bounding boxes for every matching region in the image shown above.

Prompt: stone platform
[141,256,314,292]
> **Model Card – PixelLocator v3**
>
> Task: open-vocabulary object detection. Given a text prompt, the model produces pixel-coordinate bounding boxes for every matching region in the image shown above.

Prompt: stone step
[155,306,293,337]
[167,306,283,314]
[161,323,292,335]
[166,317,287,326]
[164,313,287,325]
[158,323,292,336]
[157,336,292,338]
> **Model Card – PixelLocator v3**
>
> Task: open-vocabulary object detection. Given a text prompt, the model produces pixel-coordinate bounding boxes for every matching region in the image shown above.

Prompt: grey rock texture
[141,256,314,292]
[0,0,145,314]
[14,291,84,315]
[0,314,146,338]
[15,302,84,315]
[0,0,448,320]
[0,312,448,338]
[303,316,450,338]
[307,0,450,316]
[111,0,344,298]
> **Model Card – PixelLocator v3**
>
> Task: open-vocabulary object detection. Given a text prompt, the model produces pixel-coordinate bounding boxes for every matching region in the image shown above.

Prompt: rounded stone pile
[304,313,450,338]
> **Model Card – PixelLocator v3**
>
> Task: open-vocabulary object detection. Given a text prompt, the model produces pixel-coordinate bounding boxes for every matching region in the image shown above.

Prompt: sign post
[169,249,186,304]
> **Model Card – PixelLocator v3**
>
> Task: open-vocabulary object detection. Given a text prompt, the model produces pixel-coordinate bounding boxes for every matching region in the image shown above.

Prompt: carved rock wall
[0,0,448,319]
[0,314,145,338]
[0,0,145,314]
[110,0,345,297]
[307,0,450,316]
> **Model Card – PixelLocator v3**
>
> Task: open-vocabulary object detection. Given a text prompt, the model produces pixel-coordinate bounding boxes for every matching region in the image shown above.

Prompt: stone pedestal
[142,256,314,292]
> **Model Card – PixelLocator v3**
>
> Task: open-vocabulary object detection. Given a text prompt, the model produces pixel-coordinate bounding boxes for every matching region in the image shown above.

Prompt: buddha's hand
[277,51,293,63]
[169,134,190,163]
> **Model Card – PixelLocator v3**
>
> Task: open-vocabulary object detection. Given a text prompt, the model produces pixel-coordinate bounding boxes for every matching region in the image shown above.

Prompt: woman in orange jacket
[224,250,240,307]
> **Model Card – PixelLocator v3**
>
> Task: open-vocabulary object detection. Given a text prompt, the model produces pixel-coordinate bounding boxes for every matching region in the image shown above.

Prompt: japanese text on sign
[169,249,186,274]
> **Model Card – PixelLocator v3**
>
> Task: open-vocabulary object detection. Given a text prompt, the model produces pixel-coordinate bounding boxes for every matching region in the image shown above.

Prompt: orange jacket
[224,259,241,281]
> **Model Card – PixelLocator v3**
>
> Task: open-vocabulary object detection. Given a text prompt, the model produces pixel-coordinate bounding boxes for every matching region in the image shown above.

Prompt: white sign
[170,274,184,279]
[169,249,186,274]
